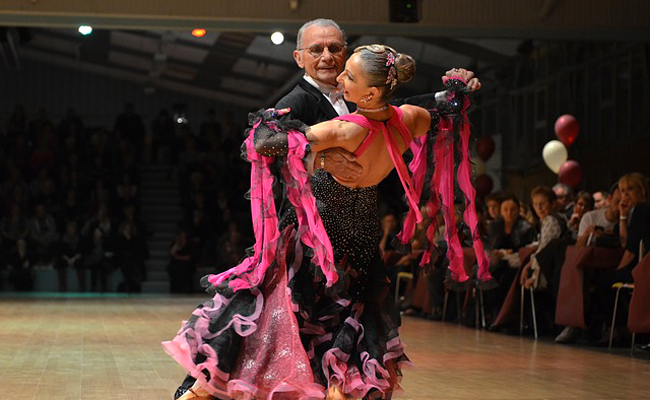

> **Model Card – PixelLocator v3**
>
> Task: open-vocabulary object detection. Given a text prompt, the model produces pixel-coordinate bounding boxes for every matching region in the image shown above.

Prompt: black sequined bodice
[280,169,381,272]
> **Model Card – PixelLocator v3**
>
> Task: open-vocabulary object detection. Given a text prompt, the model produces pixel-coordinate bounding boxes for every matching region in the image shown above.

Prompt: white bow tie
[328,89,343,103]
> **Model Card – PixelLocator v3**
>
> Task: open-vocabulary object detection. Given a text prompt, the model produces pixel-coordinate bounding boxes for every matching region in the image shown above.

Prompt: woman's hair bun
[395,53,415,84]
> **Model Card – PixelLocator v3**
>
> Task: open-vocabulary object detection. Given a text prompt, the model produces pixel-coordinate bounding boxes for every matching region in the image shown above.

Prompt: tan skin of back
[307,104,431,188]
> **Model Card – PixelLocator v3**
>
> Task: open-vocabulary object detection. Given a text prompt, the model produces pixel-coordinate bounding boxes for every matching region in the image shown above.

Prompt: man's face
[593,191,609,209]
[608,189,621,216]
[553,187,568,209]
[293,25,347,86]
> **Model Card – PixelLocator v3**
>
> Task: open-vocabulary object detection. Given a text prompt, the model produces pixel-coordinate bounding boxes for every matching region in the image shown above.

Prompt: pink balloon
[558,160,582,187]
[476,136,495,161]
[554,114,579,146]
[475,174,494,197]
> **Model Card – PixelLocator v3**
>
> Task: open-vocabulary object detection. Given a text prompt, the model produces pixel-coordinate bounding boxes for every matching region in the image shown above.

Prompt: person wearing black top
[485,195,535,320]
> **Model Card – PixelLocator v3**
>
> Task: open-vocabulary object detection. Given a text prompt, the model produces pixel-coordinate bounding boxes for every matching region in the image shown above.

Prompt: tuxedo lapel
[297,79,340,120]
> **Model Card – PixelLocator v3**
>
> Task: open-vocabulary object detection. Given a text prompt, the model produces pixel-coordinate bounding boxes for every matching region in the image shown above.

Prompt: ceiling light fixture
[191,28,207,38]
[78,25,93,35]
[270,31,284,45]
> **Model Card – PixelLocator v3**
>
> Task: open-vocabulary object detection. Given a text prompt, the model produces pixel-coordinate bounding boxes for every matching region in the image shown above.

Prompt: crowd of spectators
[386,175,650,349]
[165,108,253,293]
[0,103,149,292]
[2,103,649,351]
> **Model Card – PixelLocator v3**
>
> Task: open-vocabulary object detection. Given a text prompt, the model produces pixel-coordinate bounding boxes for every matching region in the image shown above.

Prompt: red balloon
[554,114,579,146]
[558,160,582,187]
[476,136,495,161]
[475,174,494,197]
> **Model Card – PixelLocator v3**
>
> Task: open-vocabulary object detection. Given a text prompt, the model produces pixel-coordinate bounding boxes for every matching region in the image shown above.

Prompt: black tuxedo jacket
[275,78,355,125]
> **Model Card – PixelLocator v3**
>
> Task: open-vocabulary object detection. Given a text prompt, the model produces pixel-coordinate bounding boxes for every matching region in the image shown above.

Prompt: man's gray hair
[296,19,346,49]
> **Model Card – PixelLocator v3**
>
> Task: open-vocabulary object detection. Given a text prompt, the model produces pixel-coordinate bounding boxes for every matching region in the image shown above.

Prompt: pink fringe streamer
[206,120,337,290]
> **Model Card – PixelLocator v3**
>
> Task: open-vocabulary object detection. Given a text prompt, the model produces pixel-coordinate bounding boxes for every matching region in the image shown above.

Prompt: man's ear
[293,50,304,69]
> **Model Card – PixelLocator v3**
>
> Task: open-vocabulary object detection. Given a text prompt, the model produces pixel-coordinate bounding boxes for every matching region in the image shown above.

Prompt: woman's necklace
[357,104,388,113]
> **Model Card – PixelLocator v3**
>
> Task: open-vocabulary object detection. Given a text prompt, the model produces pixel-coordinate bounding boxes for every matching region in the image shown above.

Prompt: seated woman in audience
[616,172,650,281]
[568,190,594,239]
[520,186,567,290]
[485,192,505,227]
[485,194,535,319]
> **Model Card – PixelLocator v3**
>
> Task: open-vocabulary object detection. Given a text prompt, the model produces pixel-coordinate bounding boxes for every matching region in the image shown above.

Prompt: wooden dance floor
[1,294,648,399]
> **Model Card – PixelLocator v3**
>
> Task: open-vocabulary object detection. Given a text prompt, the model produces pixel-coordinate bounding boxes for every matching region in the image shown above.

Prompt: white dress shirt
[303,75,350,116]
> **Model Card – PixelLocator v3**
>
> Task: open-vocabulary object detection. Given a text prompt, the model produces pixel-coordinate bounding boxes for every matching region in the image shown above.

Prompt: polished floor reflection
[0,294,648,399]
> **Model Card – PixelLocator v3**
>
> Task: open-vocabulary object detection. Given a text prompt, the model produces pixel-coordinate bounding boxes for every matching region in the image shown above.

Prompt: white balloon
[471,156,486,176]
[542,140,568,174]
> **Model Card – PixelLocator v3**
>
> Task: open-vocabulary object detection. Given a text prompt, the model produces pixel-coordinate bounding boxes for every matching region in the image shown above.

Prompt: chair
[609,239,645,351]
[520,286,539,339]
[394,271,414,304]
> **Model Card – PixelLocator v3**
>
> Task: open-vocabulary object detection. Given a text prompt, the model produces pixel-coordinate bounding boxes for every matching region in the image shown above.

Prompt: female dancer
[164,45,480,400]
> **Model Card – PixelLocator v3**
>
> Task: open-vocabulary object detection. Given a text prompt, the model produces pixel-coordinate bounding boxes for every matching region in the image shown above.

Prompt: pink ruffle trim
[206,120,336,292]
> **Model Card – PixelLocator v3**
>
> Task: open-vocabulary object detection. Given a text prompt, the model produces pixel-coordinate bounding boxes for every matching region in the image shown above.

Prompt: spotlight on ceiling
[78,25,93,35]
[270,31,284,45]
[191,28,207,38]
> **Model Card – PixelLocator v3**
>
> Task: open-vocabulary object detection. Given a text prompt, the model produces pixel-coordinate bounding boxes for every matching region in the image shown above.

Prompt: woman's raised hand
[444,68,482,92]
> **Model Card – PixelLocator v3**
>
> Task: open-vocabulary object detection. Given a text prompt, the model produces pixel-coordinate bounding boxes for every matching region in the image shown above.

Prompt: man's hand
[319,148,363,181]
[444,68,482,92]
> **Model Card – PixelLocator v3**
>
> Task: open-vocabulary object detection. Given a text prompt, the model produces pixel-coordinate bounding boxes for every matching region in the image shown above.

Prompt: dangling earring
[362,95,372,103]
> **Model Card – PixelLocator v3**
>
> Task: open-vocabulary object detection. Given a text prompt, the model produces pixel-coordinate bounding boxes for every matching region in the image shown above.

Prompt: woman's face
[573,197,592,217]
[532,194,551,221]
[337,54,371,104]
[487,200,501,220]
[619,180,644,208]
[500,200,520,225]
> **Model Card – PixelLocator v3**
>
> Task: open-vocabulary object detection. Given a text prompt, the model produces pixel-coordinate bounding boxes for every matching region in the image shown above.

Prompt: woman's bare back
[309,104,429,188]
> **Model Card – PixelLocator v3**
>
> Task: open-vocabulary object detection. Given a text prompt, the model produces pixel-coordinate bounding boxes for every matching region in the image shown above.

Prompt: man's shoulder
[583,208,605,222]
[276,81,318,106]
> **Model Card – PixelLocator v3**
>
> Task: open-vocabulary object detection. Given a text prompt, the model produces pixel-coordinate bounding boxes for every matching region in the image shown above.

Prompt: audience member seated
[484,194,536,321]
[521,186,567,289]
[216,222,253,274]
[555,186,621,344]
[575,185,620,247]
[485,192,505,227]
[56,221,85,292]
[553,183,574,220]
[115,221,146,293]
[616,172,650,281]
[568,191,594,239]
[1,204,29,256]
[168,229,196,294]
[593,190,610,210]
[7,239,33,291]
[82,204,116,292]
[27,203,59,267]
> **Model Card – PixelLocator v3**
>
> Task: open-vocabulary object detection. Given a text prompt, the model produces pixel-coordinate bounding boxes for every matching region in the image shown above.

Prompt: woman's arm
[401,105,433,138]
[253,110,351,156]
[306,120,353,153]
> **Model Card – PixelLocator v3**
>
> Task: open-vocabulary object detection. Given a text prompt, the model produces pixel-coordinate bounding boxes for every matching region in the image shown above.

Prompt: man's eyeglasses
[299,43,346,58]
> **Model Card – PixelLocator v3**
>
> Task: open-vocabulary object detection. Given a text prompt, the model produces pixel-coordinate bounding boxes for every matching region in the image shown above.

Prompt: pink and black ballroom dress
[163,79,489,399]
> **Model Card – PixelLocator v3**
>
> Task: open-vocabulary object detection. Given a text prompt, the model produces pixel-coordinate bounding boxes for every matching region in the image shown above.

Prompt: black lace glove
[250,108,308,157]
